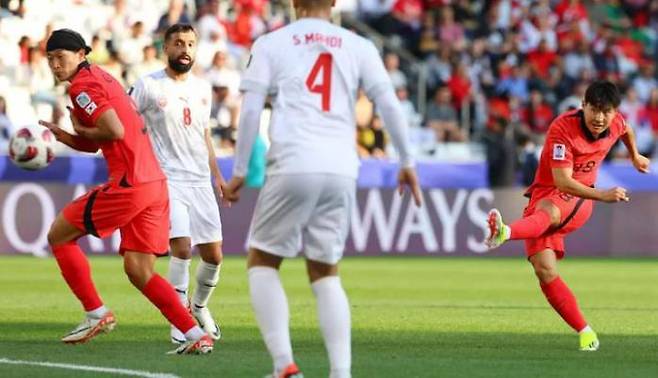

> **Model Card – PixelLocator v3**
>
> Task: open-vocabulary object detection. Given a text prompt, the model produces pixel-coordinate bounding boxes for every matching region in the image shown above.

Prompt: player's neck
[165,66,189,82]
[295,7,332,21]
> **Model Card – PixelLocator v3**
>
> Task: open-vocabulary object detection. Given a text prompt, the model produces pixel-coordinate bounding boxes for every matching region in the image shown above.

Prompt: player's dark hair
[164,23,196,41]
[296,0,334,9]
[583,80,621,109]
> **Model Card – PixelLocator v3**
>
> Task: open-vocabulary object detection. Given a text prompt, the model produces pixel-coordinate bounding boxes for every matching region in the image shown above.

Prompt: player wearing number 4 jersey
[485,81,651,351]
[222,1,422,377]
[130,24,225,347]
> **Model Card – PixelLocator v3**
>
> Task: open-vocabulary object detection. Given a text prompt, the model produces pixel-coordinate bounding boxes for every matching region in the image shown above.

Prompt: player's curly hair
[584,80,621,110]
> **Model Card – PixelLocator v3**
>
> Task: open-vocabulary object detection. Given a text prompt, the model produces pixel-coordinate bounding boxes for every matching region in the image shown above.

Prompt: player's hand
[38,119,67,142]
[631,154,651,174]
[398,167,422,206]
[213,176,231,207]
[223,176,245,203]
[600,186,630,203]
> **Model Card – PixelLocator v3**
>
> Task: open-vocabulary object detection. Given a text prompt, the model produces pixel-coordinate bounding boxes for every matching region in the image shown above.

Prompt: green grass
[0,256,657,377]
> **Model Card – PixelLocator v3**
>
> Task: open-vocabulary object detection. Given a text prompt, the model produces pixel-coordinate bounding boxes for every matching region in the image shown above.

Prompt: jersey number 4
[306,53,333,112]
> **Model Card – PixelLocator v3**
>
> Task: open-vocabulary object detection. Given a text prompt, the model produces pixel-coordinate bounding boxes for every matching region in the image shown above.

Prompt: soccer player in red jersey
[38,29,212,354]
[485,81,651,351]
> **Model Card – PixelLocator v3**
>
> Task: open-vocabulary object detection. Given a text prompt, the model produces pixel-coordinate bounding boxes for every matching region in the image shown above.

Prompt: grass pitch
[0,256,656,377]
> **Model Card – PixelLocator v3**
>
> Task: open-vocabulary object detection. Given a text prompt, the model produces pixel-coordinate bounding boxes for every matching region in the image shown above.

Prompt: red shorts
[523,187,593,259]
[63,179,169,255]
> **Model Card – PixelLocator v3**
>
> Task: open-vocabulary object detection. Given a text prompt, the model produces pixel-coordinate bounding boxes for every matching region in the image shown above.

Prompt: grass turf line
[0,256,656,377]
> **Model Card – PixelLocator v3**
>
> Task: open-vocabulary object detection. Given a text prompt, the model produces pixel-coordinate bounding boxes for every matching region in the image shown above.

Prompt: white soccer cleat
[170,325,186,344]
[167,334,214,355]
[61,311,116,344]
[192,304,221,340]
[485,209,508,249]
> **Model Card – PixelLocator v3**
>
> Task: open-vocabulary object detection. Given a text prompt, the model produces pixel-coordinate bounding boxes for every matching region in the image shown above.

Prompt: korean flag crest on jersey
[76,92,97,115]
[553,144,566,160]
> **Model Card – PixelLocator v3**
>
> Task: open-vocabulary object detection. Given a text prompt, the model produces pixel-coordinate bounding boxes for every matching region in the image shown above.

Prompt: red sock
[52,241,103,311]
[509,210,552,240]
[540,276,587,332]
[142,274,196,333]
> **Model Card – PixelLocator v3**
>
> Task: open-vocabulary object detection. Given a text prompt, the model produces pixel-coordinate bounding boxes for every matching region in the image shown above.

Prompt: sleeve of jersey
[359,40,393,100]
[546,124,573,169]
[128,78,148,114]
[239,37,272,96]
[70,80,112,126]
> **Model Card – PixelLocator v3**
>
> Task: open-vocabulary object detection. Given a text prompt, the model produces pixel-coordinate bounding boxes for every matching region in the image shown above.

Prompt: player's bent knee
[537,200,562,226]
[198,243,223,265]
[306,259,338,283]
[123,253,155,290]
[533,264,558,283]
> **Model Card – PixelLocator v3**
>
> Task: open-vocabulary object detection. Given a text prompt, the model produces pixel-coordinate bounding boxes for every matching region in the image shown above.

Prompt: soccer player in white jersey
[130,24,224,344]
[223,1,422,377]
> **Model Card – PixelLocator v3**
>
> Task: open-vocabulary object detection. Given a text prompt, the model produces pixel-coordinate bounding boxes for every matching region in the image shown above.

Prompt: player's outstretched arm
[224,91,266,202]
[38,120,99,153]
[371,88,422,206]
[73,109,125,142]
[620,126,651,173]
[552,167,629,202]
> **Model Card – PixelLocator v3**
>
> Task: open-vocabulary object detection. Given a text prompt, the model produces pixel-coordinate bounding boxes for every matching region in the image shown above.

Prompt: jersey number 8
[306,53,333,112]
[183,107,192,126]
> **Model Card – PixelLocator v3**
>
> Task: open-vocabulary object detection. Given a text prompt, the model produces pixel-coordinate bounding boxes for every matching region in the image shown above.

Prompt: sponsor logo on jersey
[553,144,566,160]
[75,92,91,108]
[157,96,168,108]
[84,102,97,115]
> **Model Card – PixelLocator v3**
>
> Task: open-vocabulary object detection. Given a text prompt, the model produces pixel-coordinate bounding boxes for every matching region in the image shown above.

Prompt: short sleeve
[239,36,272,95]
[70,80,112,126]
[359,39,393,100]
[546,123,573,169]
[128,78,150,114]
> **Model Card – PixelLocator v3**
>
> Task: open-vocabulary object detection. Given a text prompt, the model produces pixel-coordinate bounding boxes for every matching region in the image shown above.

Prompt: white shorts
[169,183,223,245]
[248,174,356,265]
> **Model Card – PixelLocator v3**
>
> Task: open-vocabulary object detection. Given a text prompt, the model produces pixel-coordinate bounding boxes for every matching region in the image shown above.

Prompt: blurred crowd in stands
[1,0,658,187]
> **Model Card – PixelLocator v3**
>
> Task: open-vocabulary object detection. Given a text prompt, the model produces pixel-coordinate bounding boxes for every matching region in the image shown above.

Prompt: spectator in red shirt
[527,39,558,78]
[447,61,471,111]
[522,89,555,136]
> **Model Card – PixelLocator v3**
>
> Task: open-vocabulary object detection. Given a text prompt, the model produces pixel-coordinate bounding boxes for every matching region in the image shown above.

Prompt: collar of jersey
[71,60,91,80]
[576,109,610,141]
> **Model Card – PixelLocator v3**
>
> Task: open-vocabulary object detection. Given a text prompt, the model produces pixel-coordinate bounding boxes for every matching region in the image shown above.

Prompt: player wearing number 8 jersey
[222,1,422,377]
[130,24,226,347]
[485,81,651,351]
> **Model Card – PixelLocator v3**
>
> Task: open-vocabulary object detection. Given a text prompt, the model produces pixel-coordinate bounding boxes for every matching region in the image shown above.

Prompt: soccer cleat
[61,311,116,344]
[579,330,600,351]
[170,325,186,344]
[485,209,509,249]
[167,334,214,355]
[266,363,303,378]
[192,304,221,340]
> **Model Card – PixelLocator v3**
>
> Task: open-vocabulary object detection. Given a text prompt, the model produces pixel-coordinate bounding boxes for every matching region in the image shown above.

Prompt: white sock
[168,256,191,306]
[184,325,206,341]
[312,276,351,378]
[579,325,593,334]
[87,305,109,319]
[248,266,293,372]
[193,261,221,308]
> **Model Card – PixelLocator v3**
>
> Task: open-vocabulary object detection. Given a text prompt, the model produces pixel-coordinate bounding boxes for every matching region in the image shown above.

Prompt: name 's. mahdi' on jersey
[240,18,393,179]
[130,70,212,186]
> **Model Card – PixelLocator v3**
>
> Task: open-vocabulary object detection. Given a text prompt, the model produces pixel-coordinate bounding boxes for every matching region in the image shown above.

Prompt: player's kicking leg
[306,259,351,378]
[123,251,213,355]
[530,250,599,351]
[48,213,116,344]
[248,248,303,378]
[485,199,560,249]
[191,242,223,340]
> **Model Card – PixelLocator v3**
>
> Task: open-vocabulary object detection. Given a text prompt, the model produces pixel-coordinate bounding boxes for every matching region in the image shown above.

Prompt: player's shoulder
[550,108,582,133]
[140,69,167,85]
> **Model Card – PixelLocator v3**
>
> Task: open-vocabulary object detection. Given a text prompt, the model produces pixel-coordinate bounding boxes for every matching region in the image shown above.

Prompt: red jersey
[527,109,628,195]
[69,63,165,185]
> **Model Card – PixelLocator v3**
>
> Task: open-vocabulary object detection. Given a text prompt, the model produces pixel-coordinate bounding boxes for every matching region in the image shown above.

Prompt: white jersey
[131,70,212,186]
[240,18,393,178]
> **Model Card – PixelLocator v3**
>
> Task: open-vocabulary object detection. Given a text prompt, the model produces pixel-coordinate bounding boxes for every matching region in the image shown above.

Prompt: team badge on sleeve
[84,102,97,115]
[75,92,91,108]
[553,144,566,160]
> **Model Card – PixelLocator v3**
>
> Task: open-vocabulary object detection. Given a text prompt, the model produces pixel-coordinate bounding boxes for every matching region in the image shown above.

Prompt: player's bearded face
[583,103,616,136]
[168,52,194,73]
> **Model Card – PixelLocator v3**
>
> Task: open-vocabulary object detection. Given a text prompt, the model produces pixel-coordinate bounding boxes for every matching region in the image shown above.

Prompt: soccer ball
[9,127,55,170]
